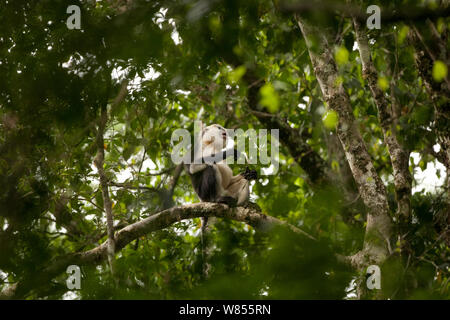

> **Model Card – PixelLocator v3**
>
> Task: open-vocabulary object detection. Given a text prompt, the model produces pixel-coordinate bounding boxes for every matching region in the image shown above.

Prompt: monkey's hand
[241,166,258,181]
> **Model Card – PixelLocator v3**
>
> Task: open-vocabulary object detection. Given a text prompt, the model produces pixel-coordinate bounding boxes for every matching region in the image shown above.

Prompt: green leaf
[227,65,246,84]
[331,160,339,171]
[398,25,409,44]
[432,60,448,82]
[335,46,349,65]
[322,110,338,129]
[209,14,222,35]
[259,83,280,113]
[377,77,389,91]
[419,160,427,171]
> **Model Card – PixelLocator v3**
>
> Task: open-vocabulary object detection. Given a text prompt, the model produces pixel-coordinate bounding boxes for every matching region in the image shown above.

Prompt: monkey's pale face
[202,124,227,150]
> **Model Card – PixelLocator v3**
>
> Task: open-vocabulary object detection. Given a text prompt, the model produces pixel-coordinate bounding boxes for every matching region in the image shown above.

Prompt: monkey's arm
[188,148,234,175]
[188,163,208,174]
[201,147,243,164]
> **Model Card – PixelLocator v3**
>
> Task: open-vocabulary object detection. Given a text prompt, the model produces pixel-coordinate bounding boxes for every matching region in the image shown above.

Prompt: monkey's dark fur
[190,165,217,202]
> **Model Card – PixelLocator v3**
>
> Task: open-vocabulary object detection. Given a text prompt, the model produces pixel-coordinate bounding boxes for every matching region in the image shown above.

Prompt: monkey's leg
[216,163,233,189]
[210,164,237,206]
[217,196,238,207]
[226,175,250,205]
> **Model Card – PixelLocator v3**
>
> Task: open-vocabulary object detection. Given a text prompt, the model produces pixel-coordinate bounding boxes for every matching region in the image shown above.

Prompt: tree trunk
[295,16,393,298]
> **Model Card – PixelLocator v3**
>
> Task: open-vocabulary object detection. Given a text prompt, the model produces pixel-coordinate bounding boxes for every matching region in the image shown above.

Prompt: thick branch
[296,17,392,266]
[0,203,315,299]
[353,17,412,223]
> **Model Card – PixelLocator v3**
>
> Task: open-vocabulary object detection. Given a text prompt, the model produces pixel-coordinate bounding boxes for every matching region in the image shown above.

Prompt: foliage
[0,0,448,299]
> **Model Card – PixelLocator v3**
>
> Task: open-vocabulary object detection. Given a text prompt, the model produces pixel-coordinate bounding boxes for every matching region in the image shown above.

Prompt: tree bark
[353,18,412,226]
[93,80,129,278]
[295,16,393,297]
[94,105,117,278]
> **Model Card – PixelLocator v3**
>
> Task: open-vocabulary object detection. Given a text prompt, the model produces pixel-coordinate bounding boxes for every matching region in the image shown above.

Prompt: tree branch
[295,16,393,282]
[353,17,412,224]
[94,106,117,278]
[93,80,129,278]
[0,202,315,299]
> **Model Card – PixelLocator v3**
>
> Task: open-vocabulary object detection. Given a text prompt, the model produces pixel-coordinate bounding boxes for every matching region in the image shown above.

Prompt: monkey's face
[202,124,227,149]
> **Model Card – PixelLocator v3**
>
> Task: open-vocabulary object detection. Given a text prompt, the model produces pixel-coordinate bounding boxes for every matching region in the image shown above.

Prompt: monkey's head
[201,124,227,150]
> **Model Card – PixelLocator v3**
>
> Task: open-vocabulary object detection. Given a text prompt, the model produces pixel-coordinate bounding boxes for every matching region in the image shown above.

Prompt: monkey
[183,124,257,276]
[185,124,258,208]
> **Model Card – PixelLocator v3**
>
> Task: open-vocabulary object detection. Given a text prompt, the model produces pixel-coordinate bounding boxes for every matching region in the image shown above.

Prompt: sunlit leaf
[259,83,280,113]
[227,65,246,84]
[432,60,448,82]
[322,110,338,129]
[335,46,349,65]
[377,77,389,91]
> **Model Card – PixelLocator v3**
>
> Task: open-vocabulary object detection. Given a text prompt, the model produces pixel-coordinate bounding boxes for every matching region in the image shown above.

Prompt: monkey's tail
[200,216,208,260]
[201,216,208,234]
[200,216,210,278]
